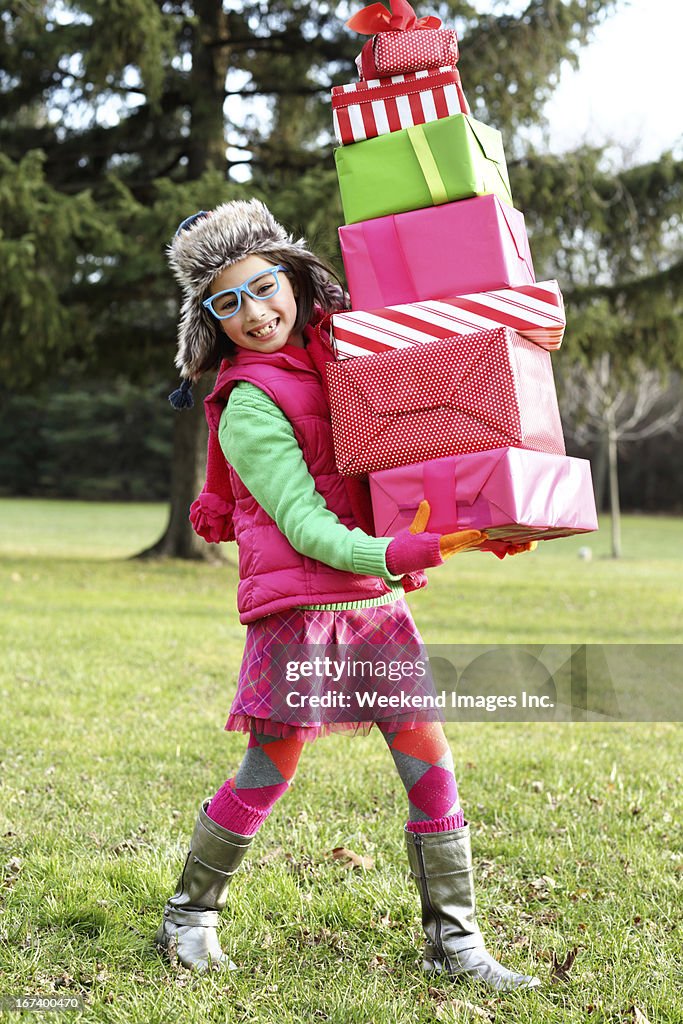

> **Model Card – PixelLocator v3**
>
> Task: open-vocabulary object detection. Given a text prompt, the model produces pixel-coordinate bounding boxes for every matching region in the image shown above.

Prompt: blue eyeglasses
[202,265,288,320]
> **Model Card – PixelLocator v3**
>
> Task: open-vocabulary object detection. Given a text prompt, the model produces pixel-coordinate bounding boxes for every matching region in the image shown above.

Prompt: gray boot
[405,823,541,990]
[156,799,254,972]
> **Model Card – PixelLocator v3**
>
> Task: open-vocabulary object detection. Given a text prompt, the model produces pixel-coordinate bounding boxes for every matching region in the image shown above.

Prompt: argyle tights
[206,721,464,836]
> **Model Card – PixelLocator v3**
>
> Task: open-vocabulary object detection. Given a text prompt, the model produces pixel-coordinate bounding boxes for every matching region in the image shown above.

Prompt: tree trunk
[592,432,609,511]
[143,0,231,559]
[188,0,231,178]
[606,411,622,559]
[138,376,225,560]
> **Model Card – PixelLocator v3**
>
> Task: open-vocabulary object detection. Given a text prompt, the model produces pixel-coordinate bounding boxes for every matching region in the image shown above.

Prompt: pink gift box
[327,328,565,477]
[338,195,535,310]
[369,448,598,545]
[332,66,469,146]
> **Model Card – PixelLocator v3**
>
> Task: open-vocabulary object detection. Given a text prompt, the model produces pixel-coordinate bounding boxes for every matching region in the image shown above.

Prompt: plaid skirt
[225,598,433,742]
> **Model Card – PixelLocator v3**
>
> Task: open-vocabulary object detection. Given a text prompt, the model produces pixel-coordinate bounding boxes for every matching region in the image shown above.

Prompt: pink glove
[385,501,486,576]
[386,528,443,576]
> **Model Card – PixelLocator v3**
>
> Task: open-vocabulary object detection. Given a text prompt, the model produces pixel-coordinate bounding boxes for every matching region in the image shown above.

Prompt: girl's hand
[385,500,487,576]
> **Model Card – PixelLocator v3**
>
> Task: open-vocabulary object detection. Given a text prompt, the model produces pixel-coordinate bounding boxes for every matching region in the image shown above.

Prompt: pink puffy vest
[203,340,397,624]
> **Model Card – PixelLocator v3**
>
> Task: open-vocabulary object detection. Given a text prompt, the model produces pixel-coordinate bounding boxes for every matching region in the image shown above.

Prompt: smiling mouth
[248,317,279,339]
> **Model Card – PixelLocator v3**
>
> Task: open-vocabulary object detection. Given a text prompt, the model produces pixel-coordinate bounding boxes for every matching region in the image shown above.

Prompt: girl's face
[209,255,303,353]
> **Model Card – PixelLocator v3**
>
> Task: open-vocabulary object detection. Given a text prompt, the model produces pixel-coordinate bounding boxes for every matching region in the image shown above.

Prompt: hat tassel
[168,379,194,410]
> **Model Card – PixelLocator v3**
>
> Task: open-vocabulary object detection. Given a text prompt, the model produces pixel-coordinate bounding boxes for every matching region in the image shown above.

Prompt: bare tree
[559,355,682,557]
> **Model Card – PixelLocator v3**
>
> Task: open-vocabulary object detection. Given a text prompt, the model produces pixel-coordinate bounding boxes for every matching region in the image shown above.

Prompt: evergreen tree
[1,0,680,556]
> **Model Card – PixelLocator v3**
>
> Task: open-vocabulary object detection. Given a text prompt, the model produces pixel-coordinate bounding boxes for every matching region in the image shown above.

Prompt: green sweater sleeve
[218,382,394,578]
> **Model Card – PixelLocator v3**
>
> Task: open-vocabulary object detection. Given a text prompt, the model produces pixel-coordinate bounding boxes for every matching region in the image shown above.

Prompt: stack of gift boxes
[325,0,597,551]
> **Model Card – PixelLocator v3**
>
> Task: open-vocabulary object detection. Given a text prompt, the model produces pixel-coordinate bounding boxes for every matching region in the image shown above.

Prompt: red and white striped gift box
[331,281,565,358]
[331,67,469,145]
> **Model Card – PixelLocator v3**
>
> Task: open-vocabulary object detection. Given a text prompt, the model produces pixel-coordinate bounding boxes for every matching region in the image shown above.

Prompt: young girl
[156,199,539,990]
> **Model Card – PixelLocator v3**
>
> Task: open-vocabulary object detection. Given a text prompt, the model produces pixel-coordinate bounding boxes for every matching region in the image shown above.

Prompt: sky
[534,0,683,164]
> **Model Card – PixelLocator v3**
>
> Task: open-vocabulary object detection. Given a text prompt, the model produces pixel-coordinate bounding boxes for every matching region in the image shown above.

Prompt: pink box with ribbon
[369,448,598,547]
[338,195,535,311]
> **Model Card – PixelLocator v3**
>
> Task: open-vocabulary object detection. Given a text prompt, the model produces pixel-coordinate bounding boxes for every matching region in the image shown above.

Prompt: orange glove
[485,539,538,559]
[508,541,537,555]
[385,500,487,575]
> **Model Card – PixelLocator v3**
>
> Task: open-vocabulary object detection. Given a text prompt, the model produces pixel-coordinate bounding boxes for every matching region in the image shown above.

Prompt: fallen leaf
[368,954,394,973]
[258,846,284,866]
[110,838,146,855]
[533,909,559,926]
[478,859,495,879]
[631,1009,653,1023]
[530,874,556,894]
[550,946,579,983]
[282,852,316,876]
[330,846,374,871]
[53,972,75,989]
[4,857,22,876]
[434,997,493,1020]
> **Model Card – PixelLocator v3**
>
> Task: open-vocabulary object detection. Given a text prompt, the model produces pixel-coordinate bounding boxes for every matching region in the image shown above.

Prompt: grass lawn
[1,499,681,1023]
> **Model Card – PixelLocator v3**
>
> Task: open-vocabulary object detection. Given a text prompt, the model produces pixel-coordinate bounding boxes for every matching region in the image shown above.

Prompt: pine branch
[565,258,683,304]
[225,85,331,97]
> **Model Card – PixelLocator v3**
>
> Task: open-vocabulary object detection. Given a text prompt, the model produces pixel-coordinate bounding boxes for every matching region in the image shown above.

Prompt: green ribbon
[406,125,449,206]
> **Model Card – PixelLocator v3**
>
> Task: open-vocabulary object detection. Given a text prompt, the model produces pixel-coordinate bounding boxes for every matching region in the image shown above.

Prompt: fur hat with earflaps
[168,198,345,384]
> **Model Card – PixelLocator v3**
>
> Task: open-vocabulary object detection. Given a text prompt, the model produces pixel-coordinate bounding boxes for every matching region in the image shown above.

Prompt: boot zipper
[415,833,445,964]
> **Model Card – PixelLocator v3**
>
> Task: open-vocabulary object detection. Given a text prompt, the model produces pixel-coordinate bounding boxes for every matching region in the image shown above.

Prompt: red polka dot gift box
[355,28,460,80]
[326,327,565,478]
[368,447,598,547]
[347,2,459,80]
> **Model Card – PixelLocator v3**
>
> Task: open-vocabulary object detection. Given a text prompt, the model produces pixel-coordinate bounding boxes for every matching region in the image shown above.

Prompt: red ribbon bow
[346,0,441,34]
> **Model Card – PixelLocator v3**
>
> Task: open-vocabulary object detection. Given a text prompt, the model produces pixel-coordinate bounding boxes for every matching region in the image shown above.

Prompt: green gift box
[334,114,513,226]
